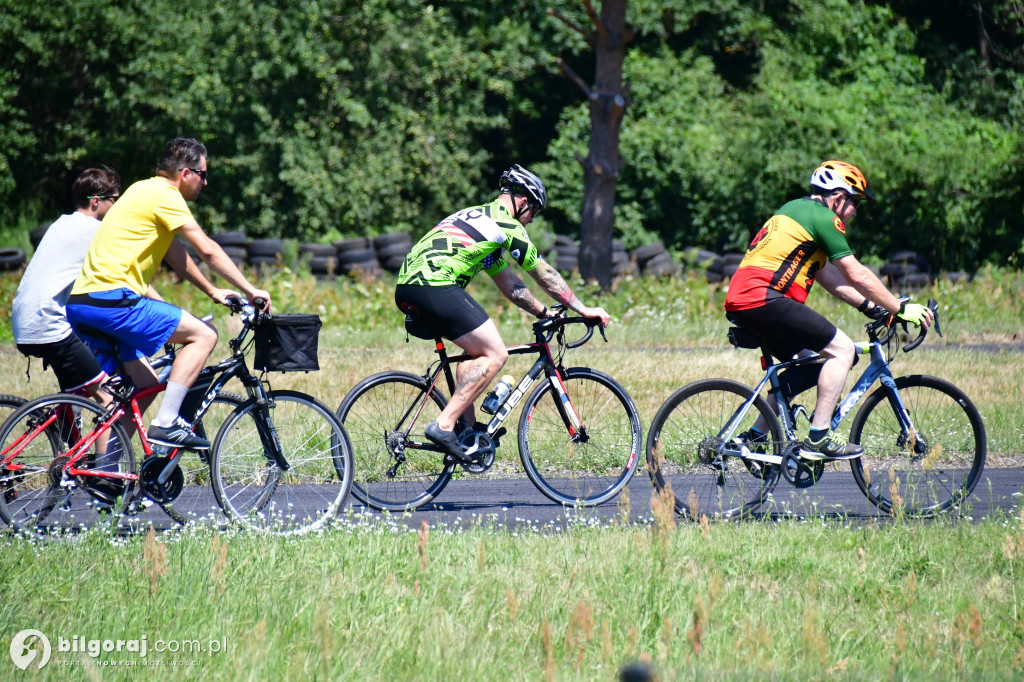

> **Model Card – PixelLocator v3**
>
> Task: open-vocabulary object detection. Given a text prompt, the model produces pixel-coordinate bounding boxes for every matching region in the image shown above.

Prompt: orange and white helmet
[809,160,874,200]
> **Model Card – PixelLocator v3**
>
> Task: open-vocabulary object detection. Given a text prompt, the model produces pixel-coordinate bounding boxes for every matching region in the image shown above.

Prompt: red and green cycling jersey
[725,198,853,311]
[397,198,542,288]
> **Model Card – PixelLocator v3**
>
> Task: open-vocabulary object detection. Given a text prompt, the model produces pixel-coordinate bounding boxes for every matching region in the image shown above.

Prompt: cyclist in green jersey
[395,164,611,462]
[725,160,933,460]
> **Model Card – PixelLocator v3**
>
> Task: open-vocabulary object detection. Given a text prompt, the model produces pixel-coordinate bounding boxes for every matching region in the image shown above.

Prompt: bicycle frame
[717,335,924,469]
[404,326,584,454]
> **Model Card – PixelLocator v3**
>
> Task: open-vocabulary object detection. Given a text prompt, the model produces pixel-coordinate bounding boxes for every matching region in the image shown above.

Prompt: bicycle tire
[518,368,643,506]
[646,379,783,521]
[848,374,987,517]
[0,394,27,424]
[160,392,245,526]
[210,390,354,534]
[0,393,136,538]
[335,371,454,512]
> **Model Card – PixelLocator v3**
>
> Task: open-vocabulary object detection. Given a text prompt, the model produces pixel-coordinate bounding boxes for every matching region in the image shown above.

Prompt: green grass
[2,511,1024,679]
[0,266,1022,678]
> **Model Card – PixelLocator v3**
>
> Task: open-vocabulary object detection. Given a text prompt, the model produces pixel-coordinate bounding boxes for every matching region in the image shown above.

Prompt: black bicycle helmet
[499,164,547,212]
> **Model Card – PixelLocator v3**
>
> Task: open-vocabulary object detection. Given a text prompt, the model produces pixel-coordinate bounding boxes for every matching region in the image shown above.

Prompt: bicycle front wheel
[336,371,453,512]
[646,379,783,521]
[0,393,136,538]
[849,374,987,517]
[210,390,354,534]
[161,392,245,526]
[518,368,643,506]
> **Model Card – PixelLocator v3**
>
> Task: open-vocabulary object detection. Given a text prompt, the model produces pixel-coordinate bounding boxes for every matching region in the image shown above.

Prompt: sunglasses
[180,167,208,180]
[88,195,120,203]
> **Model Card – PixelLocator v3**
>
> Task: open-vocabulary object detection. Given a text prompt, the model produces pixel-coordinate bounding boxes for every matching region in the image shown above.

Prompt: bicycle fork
[511,363,586,442]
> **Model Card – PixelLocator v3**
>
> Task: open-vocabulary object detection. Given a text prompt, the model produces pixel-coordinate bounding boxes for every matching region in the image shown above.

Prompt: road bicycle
[0,297,354,537]
[646,298,987,520]
[336,307,643,511]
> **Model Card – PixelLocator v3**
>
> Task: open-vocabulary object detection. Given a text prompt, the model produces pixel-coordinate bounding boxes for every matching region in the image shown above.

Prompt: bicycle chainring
[139,456,184,503]
[458,430,496,474]
[782,444,824,488]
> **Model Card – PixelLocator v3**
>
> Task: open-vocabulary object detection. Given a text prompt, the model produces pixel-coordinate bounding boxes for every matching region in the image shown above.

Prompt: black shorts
[726,297,837,360]
[18,332,107,392]
[395,284,489,341]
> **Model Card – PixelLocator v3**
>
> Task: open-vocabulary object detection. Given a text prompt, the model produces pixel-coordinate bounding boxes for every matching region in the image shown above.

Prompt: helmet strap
[510,193,531,222]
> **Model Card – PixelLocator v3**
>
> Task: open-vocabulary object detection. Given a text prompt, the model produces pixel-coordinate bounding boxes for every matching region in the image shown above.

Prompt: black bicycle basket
[253,314,322,372]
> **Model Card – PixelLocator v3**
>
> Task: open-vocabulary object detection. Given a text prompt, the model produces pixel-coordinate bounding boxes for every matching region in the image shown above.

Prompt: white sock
[153,381,189,428]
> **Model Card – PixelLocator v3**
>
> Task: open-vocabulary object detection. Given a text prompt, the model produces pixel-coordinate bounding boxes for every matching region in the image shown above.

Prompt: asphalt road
[103,464,1024,533]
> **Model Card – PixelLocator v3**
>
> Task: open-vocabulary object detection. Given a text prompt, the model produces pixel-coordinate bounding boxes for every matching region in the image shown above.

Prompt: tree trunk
[578,0,631,290]
[551,1,633,290]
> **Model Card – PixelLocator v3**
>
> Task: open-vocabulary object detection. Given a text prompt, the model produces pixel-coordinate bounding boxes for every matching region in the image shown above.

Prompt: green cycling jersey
[397,198,541,288]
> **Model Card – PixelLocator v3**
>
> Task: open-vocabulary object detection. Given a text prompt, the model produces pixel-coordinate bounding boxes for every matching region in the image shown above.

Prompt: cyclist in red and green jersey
[725,160,933,460]
[395,164,610,462]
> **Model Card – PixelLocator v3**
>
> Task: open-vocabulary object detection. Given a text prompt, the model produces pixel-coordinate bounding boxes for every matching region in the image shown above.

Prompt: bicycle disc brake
[139,456,184,503]
[457,429,500,474]
[782,444,824,488]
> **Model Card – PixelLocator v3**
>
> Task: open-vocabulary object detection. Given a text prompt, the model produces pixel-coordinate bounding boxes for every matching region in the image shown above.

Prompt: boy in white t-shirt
[13,167,122,395]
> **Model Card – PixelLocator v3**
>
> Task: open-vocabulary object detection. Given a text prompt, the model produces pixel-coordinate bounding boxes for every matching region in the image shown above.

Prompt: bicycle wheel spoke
[0,394,137,539]
[646,379,782,521]
[336,372,452,511]
[211,391,353,534]
[850,376,986,516]
[519,368,642,506]
[160,393,244,525]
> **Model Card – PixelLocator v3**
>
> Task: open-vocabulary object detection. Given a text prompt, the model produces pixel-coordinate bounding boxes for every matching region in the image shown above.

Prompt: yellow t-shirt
[72,177,193,295]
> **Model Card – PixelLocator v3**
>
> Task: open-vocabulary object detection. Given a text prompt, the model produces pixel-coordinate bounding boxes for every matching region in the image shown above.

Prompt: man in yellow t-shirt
[67,137,272,450]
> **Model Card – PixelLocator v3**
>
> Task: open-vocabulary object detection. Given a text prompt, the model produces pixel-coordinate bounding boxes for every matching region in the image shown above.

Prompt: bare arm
[528,261,611,326]
[163,240,218,298]
[145,284,165,302]
[491,267,546,316]
[177,222,272,311]
[821,255,903,313]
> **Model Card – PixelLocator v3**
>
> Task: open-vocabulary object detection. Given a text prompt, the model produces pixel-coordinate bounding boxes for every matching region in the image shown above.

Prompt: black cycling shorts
[726,297,837,360]
[395,284,489,341]
[18,332,107,393]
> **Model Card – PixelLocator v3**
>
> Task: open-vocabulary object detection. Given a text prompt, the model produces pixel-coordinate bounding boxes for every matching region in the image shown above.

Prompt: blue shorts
[66,289,182,375]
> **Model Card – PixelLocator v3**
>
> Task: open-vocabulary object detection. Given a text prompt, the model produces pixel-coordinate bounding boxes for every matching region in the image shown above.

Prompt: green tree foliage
[543,0,1024,268]
[0,0,1021,269]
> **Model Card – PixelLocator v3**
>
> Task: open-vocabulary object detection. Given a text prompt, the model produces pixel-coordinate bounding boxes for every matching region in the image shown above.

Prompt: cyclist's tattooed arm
[531,261,612,327]
[492,268,546,317]
[531,261,581,311]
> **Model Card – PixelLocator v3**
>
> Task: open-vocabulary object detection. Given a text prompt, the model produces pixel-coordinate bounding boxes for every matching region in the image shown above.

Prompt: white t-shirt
[13,212,102,345]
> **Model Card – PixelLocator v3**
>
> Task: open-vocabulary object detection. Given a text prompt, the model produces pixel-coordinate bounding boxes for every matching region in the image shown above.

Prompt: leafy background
[0,0,1021,270]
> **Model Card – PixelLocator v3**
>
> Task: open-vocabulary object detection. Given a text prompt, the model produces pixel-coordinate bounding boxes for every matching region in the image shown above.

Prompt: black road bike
[337,308,643,511]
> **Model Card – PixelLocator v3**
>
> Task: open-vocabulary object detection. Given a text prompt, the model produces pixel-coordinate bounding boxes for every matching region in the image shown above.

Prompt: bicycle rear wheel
[0,393,136,538]
[210,390,354,534]
[336,371,454,512]
[518,368,643,506]
[0,394,27,425]
[849,374,987,517]
[160,392,245,526]
[646,379,783,521]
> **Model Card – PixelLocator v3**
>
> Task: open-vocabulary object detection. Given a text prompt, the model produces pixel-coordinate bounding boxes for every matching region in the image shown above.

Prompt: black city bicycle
[336,307,643,511]
[646,299,986,520]
[0,297,354,537]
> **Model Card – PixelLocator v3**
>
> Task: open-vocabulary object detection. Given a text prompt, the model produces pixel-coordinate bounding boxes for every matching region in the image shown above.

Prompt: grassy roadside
[2,509,1024,680]
[0,268,1022,679]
